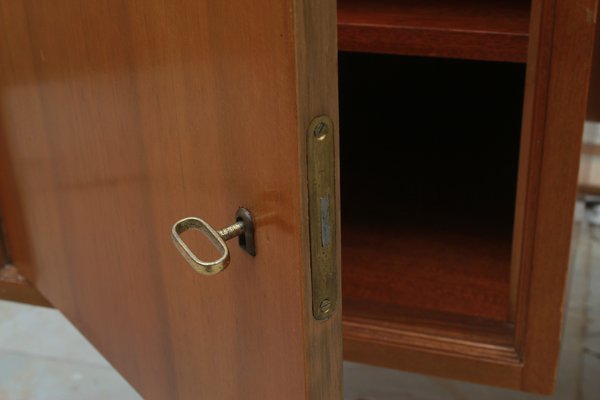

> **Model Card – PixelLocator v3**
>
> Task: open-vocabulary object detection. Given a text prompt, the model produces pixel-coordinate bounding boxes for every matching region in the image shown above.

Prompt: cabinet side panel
[293,0,343,399]
[514,0,598,393]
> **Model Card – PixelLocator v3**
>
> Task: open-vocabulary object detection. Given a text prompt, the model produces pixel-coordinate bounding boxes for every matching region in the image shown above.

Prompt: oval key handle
[171,208,255,276]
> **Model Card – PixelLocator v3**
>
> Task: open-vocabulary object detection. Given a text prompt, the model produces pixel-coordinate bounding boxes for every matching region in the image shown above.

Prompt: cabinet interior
[338,0,530,352]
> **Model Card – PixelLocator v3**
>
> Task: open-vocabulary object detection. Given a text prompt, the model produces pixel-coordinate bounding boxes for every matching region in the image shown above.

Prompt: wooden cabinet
[0,0,597,398]
[338,0,597,393]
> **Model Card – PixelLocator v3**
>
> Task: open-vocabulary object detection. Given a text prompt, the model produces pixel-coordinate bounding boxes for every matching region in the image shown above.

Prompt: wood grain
[336,0,598,392]
[512,0,599,393]
[343,221,511,322]
[0,0,339,398]
[344,307,515,347]
[338,0,531,62]
[294,0,343,398]
[344,333,523,390]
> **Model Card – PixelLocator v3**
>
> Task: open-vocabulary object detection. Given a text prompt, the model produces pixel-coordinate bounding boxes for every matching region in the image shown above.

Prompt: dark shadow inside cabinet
[339,52,527,337]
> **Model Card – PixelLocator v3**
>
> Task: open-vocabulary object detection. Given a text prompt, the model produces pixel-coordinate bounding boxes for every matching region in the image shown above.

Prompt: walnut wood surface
[338,0,531,62]
[0,1,340,399]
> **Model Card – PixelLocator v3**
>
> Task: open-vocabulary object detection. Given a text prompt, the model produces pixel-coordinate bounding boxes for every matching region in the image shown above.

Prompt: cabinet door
[0,1,341,399]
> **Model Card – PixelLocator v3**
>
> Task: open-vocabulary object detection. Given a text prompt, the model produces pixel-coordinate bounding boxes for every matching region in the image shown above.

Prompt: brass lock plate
[307,115,337,320]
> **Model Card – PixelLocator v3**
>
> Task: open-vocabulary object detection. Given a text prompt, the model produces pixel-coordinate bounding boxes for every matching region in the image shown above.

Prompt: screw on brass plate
[319,298,332,313]
[312,118,331,140]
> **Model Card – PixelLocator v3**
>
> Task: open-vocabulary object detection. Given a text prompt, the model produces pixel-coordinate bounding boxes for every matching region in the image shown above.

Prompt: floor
[0,203,598,399]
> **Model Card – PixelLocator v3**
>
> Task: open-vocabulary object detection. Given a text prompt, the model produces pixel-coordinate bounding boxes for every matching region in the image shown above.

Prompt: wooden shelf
[342,217,512,323]
[338,0,531,62]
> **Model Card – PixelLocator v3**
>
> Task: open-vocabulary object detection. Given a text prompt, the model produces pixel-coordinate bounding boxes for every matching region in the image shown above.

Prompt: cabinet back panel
[339,52,526,323]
